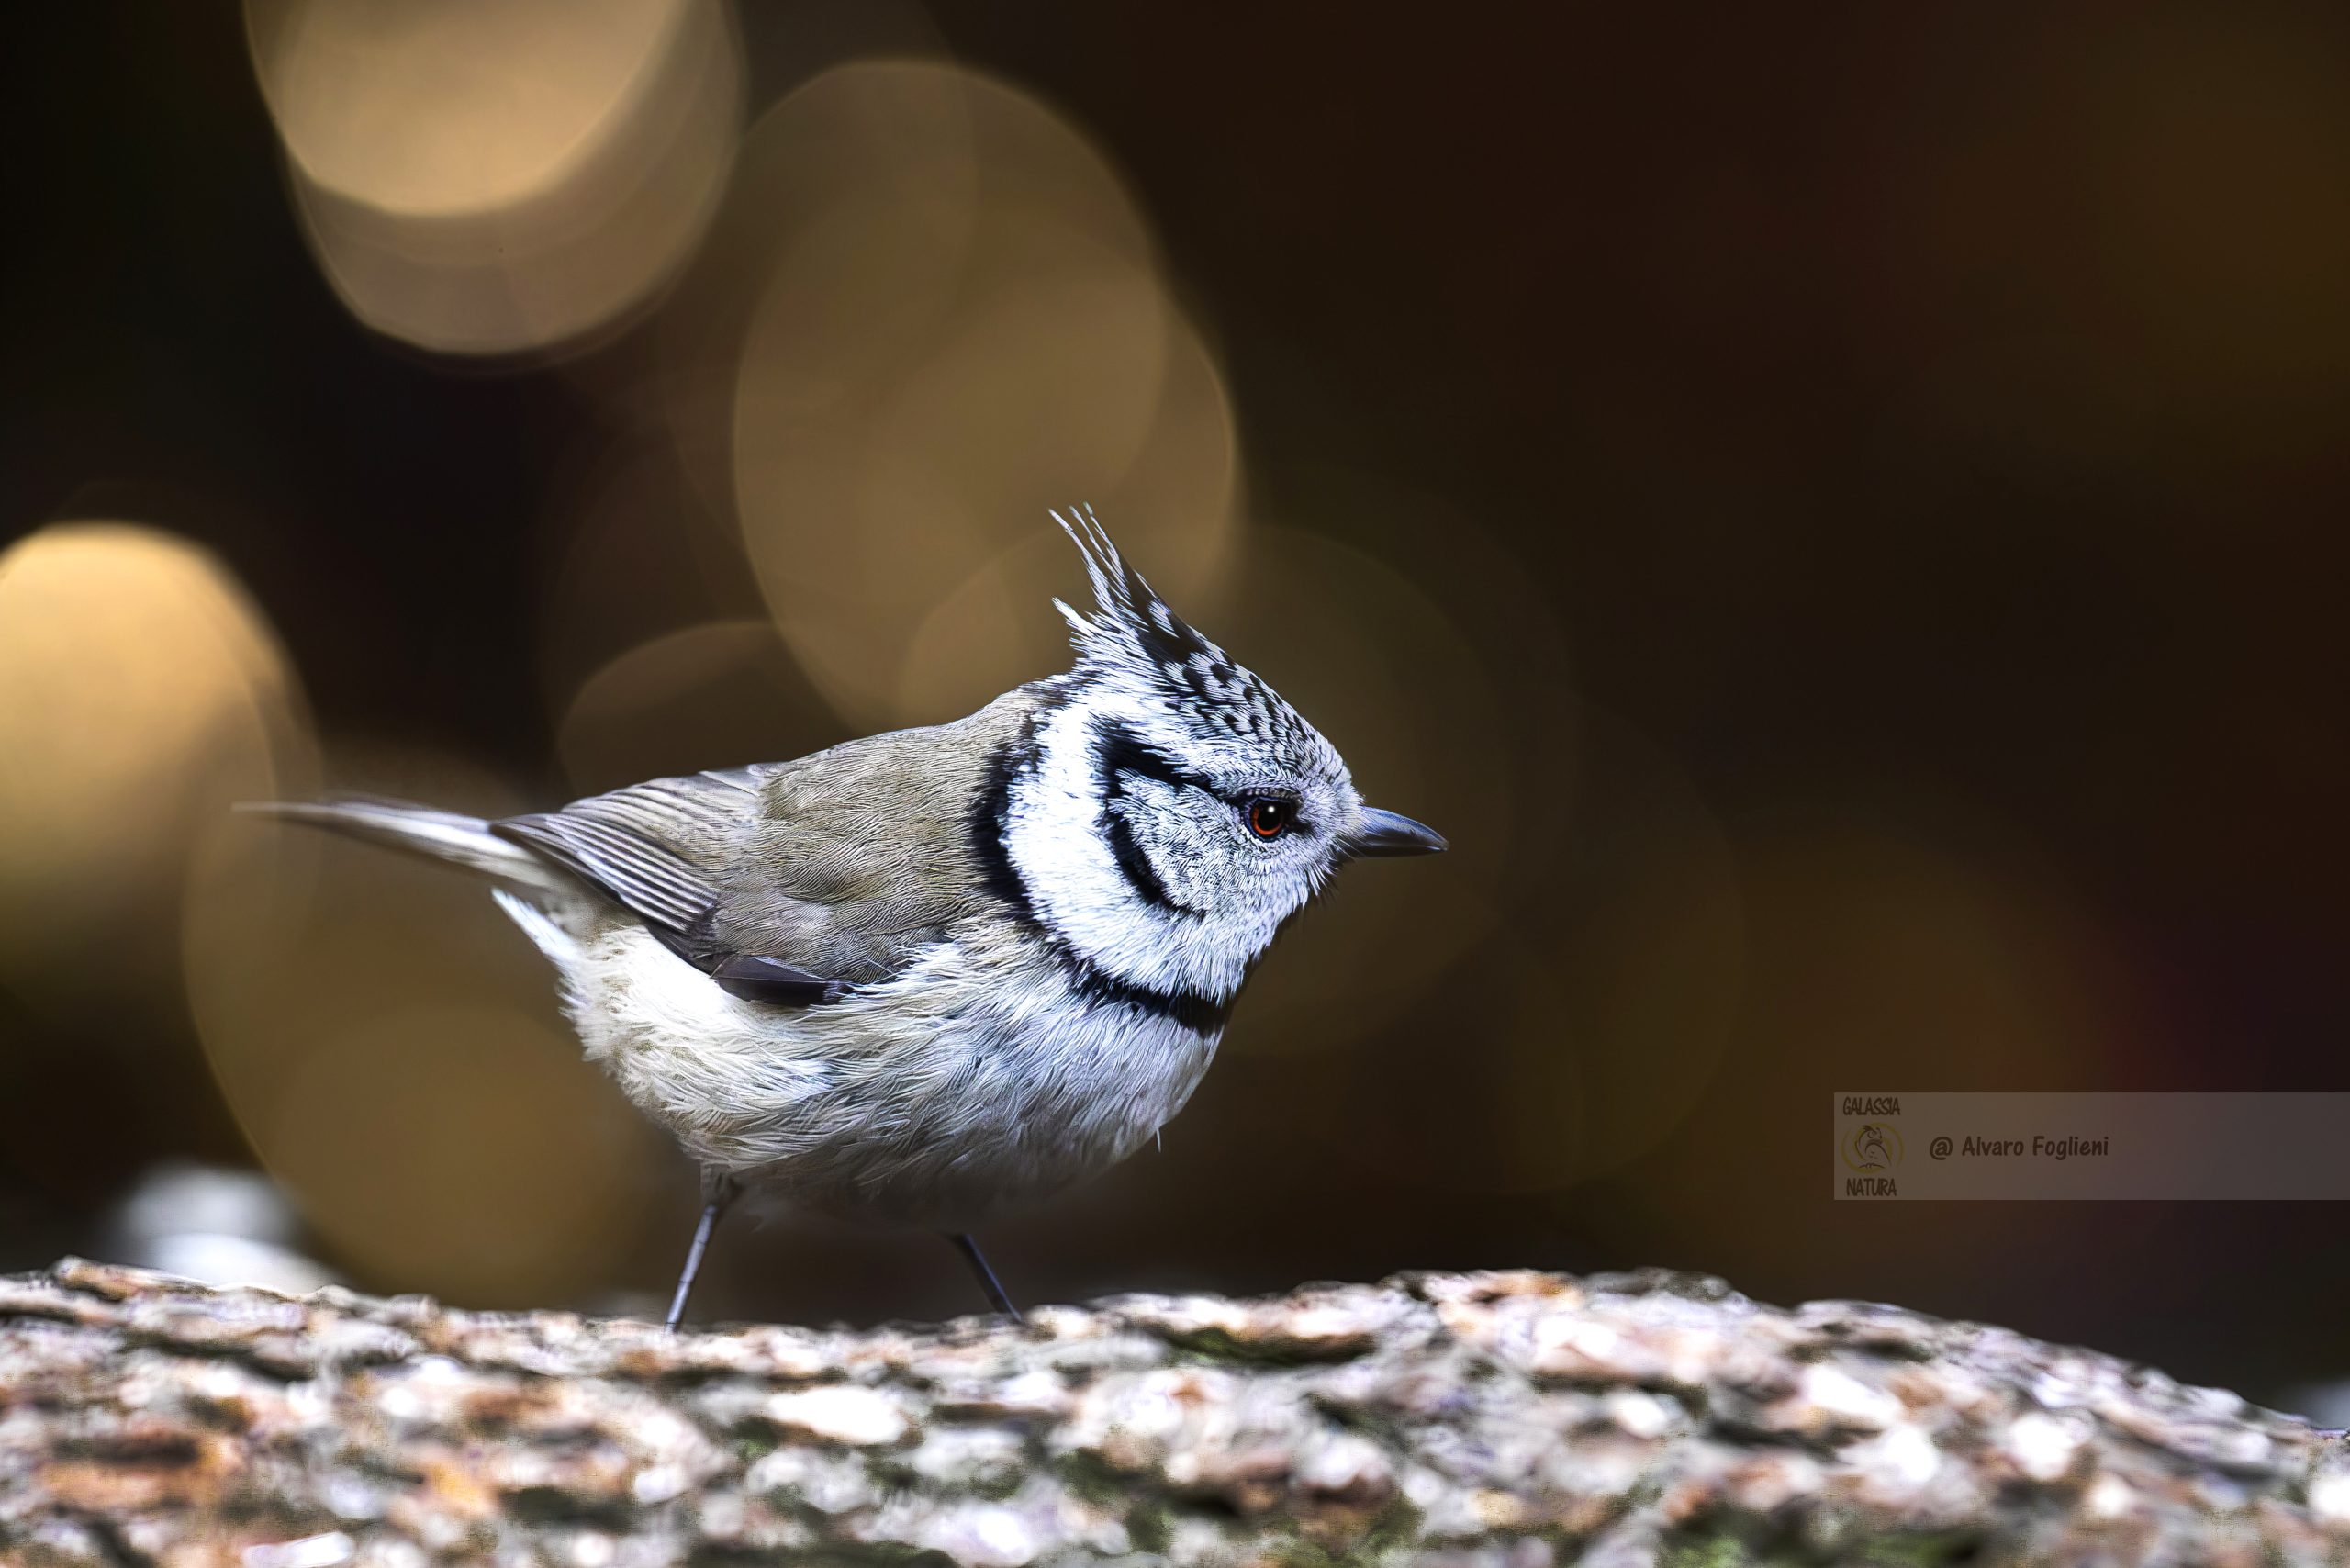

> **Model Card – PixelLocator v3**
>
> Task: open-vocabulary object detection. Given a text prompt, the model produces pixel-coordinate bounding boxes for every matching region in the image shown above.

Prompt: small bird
[256,509,1443,1327]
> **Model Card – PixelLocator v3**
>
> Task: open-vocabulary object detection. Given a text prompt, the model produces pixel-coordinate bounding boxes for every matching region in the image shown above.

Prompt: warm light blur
[185,750,664,1306]
[529,435,770,729]
[0,523,313,1006]
[265,1004,654,1301]
[557,618,837,793]
[246,0,744,354]
[726,61,1240,731]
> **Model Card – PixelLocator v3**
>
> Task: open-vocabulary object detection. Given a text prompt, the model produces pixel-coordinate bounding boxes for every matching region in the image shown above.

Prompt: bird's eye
[1244,798,1292,840]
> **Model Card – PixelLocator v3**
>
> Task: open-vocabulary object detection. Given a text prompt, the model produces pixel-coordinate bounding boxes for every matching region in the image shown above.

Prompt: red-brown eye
[1245,798,1292,839]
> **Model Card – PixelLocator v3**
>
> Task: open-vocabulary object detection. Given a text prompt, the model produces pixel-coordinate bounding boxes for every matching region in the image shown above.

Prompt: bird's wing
[493,768,757,962]
[493,690,1037,999]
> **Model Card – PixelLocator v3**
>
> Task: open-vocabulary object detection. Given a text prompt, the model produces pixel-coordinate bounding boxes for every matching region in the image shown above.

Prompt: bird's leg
[665,1171,739,1332]
[946,1232,1022,1322]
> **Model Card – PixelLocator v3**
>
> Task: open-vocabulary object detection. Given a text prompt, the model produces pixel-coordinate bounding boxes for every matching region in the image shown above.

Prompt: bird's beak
[1343,806,1447,858]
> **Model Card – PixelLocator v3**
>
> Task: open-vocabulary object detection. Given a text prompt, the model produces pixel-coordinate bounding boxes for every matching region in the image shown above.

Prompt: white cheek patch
[1004,697,1278,1001]
[1113,776,1251,920]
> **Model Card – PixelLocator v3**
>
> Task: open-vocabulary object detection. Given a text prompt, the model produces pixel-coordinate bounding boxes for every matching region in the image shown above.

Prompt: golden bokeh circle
[556,619,840,794]
[249,0,685,217]
[728,61,1239,732]
[0,523,314,1002]
[530,434,767,725]
[186,750,664,1304]
[248,0,745,354]
[265,1004,655,1305]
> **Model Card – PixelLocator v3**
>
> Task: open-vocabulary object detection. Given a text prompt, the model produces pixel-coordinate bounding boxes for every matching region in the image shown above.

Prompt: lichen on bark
[2,1259,2344,1565]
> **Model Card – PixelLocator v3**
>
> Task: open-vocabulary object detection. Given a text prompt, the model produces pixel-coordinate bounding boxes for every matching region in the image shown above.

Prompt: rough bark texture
[2,1259,2344,1567]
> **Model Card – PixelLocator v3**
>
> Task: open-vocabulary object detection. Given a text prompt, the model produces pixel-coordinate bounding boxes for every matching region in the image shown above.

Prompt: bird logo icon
[1844,1122,1903,1173]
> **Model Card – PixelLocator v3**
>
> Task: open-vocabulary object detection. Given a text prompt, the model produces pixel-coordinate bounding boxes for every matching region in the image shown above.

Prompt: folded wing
[490,704,1022,1002]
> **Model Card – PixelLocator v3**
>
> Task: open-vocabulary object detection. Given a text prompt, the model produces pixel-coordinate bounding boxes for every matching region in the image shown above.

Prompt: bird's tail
[237,797,565,897]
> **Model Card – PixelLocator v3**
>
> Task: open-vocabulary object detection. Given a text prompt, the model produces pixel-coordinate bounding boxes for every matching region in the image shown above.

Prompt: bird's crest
[1050,506,1294,743]
[1051,505,1223,669]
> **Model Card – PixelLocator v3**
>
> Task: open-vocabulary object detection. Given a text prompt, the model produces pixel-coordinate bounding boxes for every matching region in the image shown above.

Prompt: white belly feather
[503,893,1218,1227]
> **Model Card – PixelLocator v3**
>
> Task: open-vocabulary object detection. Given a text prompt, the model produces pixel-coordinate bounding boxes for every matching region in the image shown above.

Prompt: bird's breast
[565,916,1224,1226]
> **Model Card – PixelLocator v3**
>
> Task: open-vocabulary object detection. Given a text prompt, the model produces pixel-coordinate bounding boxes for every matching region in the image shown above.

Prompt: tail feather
[239,798,563,896]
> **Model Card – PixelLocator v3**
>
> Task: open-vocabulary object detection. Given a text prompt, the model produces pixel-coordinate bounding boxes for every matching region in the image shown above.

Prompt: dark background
[5,3,2347,1415]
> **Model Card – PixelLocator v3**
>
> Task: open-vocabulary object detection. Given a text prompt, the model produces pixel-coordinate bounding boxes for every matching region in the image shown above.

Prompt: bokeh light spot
[558,619,840,794]
[187,751,664,1303]
[248,0,745,355]
[0,523,312,1003]
[267,1004,654,1304]
[728,61,1238,731]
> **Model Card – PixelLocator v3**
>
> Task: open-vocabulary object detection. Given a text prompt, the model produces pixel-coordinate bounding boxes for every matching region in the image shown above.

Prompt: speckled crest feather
[1049,505,1300,745]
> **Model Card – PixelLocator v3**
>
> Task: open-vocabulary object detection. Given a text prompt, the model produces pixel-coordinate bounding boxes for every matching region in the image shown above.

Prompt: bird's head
[990,507,1443,1010]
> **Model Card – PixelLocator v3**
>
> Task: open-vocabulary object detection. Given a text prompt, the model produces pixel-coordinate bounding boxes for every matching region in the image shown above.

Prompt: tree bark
[2,1258,2343,1566]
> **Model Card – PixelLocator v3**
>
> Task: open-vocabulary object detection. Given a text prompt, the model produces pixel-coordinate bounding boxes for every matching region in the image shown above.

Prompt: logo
[1842,1121,1904,1173]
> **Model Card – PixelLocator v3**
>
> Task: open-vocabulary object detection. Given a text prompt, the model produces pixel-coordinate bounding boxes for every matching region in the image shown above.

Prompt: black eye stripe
[1091,717,1219,798]
[1088,717,1205,916]
[1087,715,1310,844]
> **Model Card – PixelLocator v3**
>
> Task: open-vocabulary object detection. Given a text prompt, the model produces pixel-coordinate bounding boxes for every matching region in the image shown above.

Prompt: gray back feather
[495,691,1041,984]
